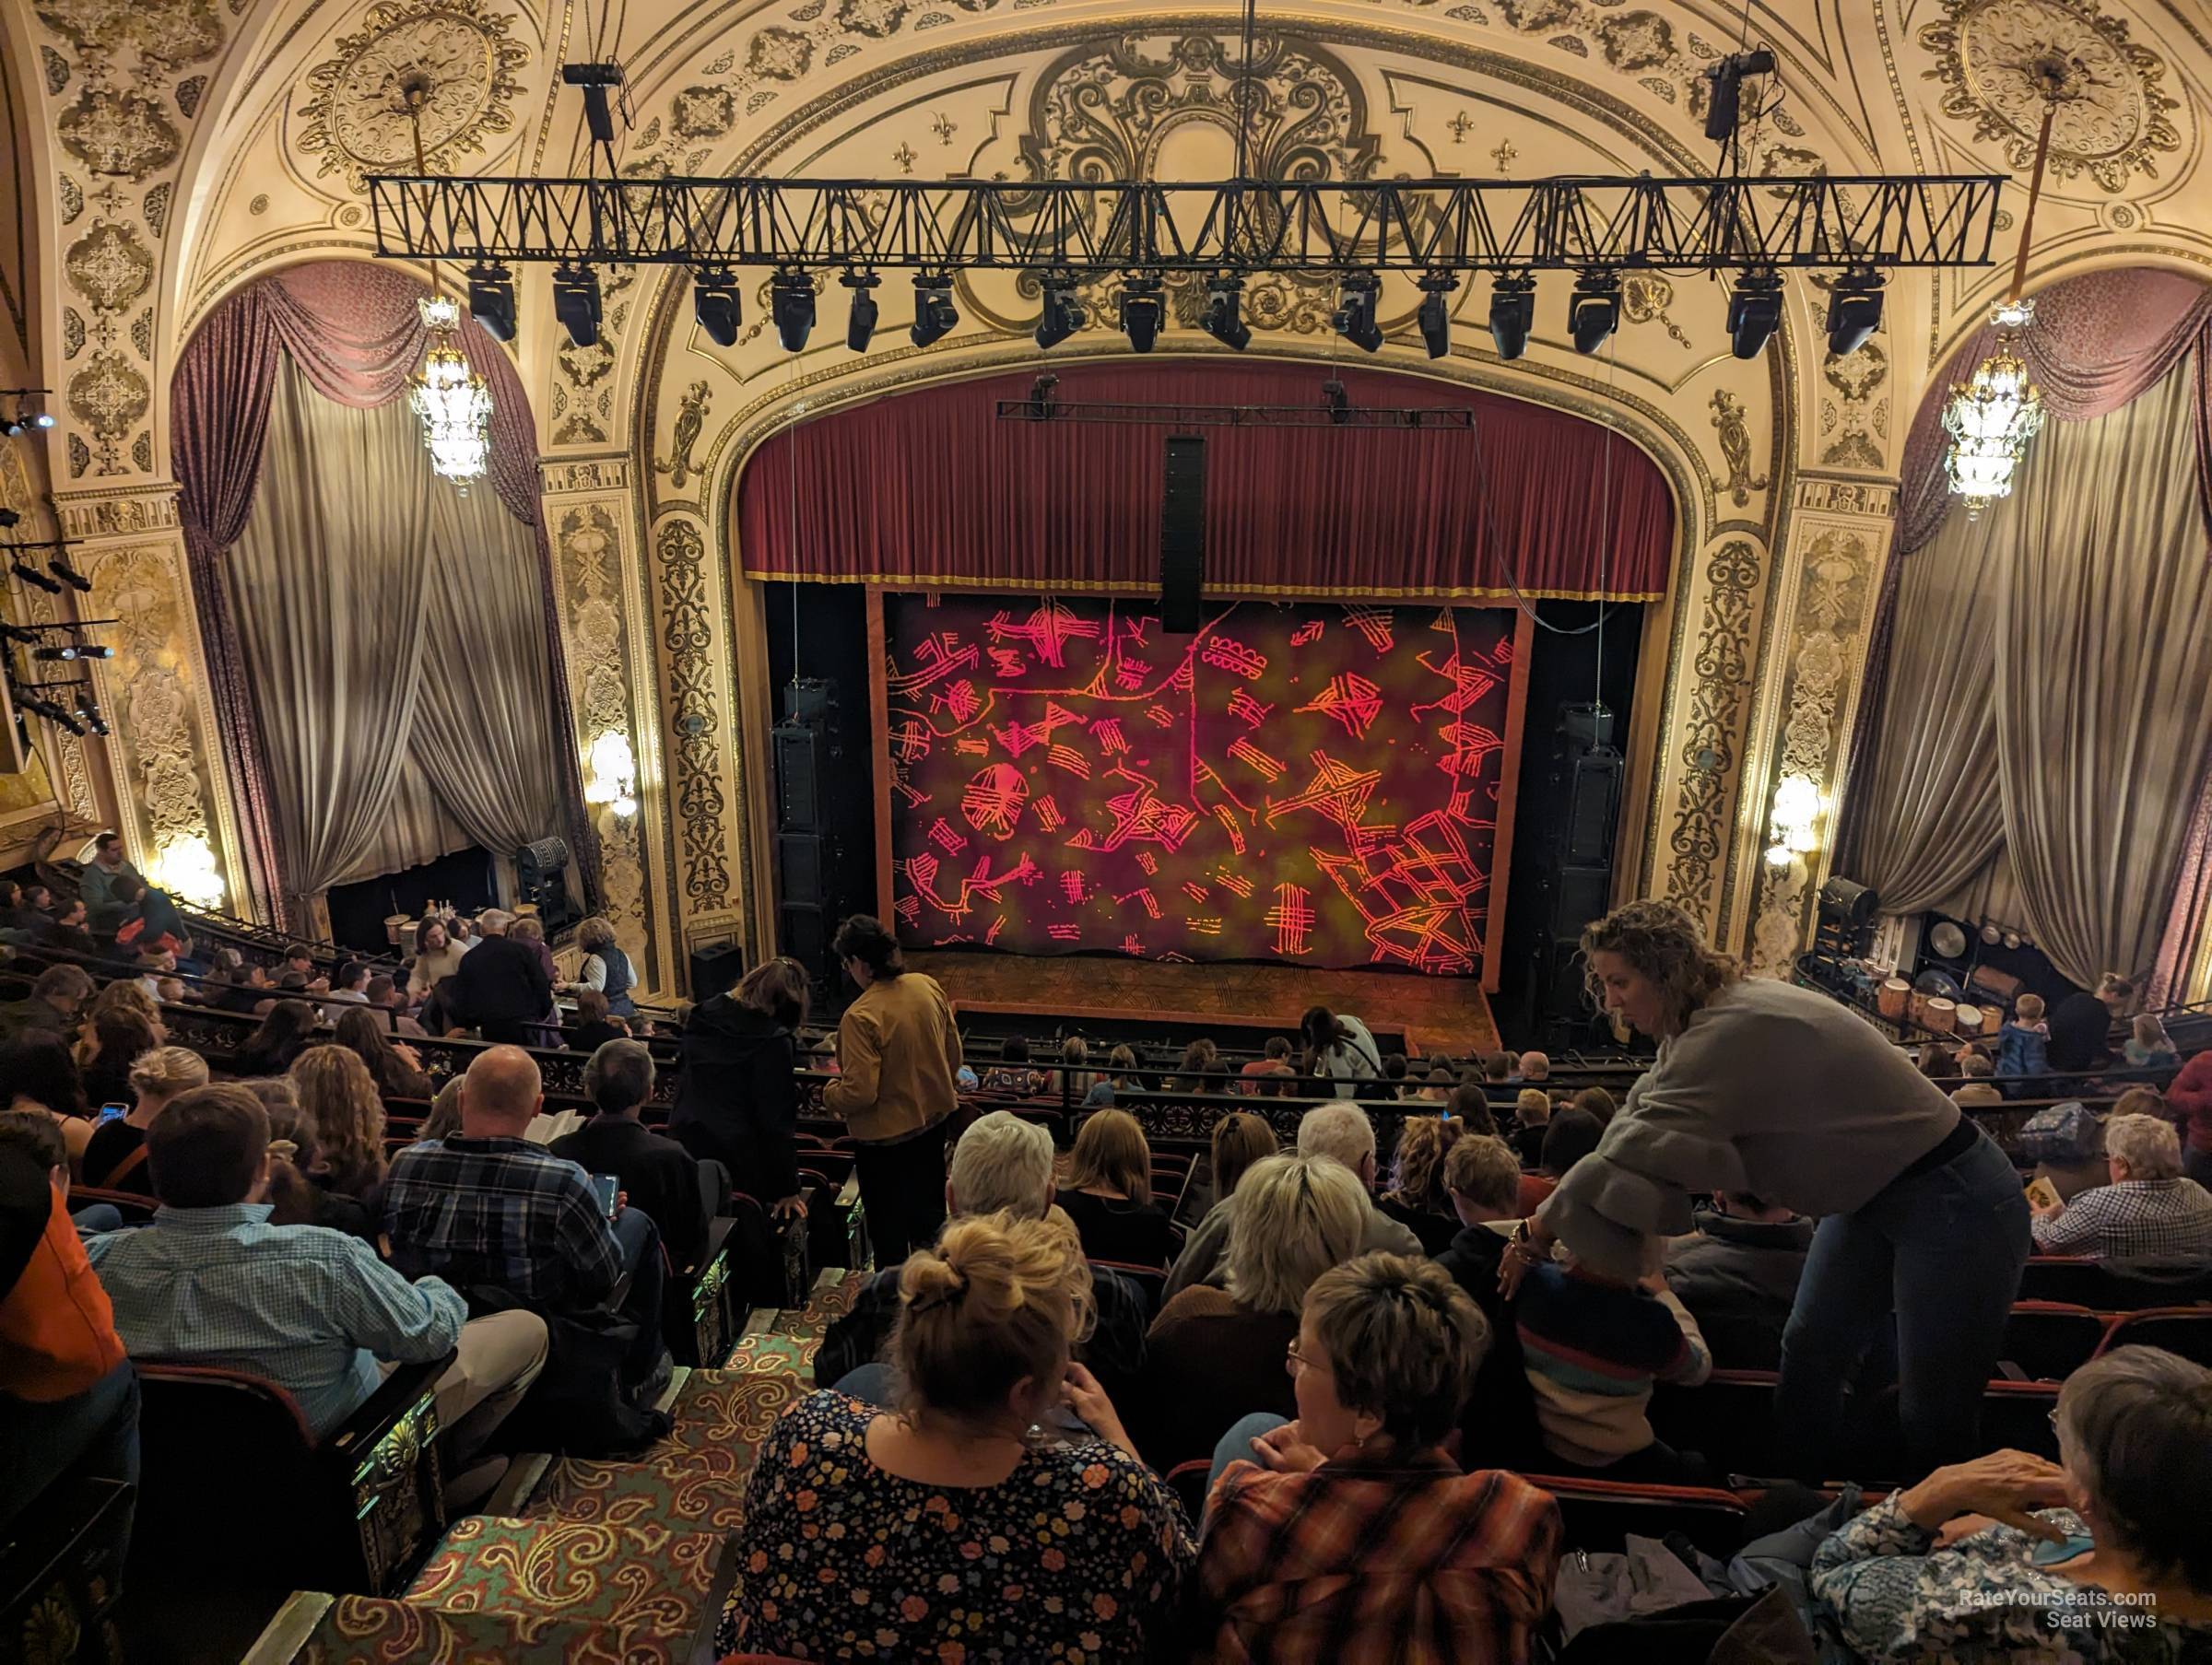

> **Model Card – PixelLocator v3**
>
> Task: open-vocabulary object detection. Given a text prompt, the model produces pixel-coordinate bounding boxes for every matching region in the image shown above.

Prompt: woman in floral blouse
[717,1209,1193,1661]
[1811,1346,2212,1659]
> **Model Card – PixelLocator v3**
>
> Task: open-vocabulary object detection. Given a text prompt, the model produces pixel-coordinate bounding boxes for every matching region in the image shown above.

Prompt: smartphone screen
[591,1173,619,1220]
[99,1103,128,1122]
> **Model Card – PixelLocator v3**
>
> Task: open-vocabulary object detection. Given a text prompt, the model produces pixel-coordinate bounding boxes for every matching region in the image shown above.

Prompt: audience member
[506,917,565,1047]
[1382,1051,1411,1097]
[420,1073,465,1143]
[1378,1114,1463,1254]
[1055,1034,1097,1101]
[233,999,321,1078]
[1567,1084,1617,1128]
[1517,1233,1713,1483]
[1509,1087,1551,1167]
[1238,1037,1295,1094]
[1166,1104,1420,1298]
[1058,1108,1173,1267]
[86,1085,544,1505]
[1519,1105,1601,1215]
[562,916,636,1017]
[1300,1004,1382,1096]
[561,988,627,1053]
[1137,1152,1368,1470]
[1812,1348,2212,1658]
[2049,975,2133,1074]
[114,875,191,959]
[364,975,428,1038]
[823,915,961,1263]
[1995,991,2052,1094]
[1482,1051,1513,1085]
[1434,1135,1545,1465]
[79,1046,207,1190]
[0,1139,136,1588]
[3,1035,95,1167]
[979,1033,1047,1096]
[320,960,371,1022]
[1447,1081,1499,1136]
[446,909,555,1047]
[1173,1037,1221,1093]
[0,1111,106,1232]
[39,897,97,959]
[2170,1043,2212,1190]
[0,964,93,1044]
[77,998,160,1113]
[1518,1050,1551,1084]
[1195,1109,1277,1224]
[2030,1113,2212,1265]
[1083,1042,1139,1108]
[2126,1015,2180,1072]
[669,956,809,1221]
[256,1085,376,1242]
[77,830,141,933]
[1663,1191,1815,1370]
[1418,1065,1455,1104]
[333,1006,434,1099]
[289,1044,389,1201]
[407,919,469,1002]
[720,1211,1191,1662]
[1196,1254,1562,1662]
[816,1111,1146,1413]
[1951,1049,2004,1107]
[551,1039,710,1276]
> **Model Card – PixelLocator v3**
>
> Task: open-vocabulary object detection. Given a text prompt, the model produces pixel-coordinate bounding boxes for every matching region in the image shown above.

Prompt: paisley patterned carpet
[286,1270,871,1664]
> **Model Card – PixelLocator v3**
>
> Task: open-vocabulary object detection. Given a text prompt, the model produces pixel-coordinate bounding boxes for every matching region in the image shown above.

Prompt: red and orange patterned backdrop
[881,592,1524,977]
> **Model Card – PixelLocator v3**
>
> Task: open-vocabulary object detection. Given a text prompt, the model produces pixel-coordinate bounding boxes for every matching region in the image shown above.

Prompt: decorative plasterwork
[1919,0,2183,192]
[293,0,532,192]
[541,455,633,495]
[53,485,181,539]
[652,516,733,910]
[1661,536,1762,922]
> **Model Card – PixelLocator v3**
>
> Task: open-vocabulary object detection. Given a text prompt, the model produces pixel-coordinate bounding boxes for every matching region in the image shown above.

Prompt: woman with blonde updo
[289,1043,389,1200]
[719,1210,1193,1661]
[78,1044,208,1190]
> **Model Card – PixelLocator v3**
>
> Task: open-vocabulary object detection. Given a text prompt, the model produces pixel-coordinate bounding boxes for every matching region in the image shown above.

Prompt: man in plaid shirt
[383,1047,665,1379]
[2030,1111,2212,1265]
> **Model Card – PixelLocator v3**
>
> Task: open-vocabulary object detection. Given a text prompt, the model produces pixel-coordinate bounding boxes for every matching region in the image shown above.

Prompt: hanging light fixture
[1941,59,2070,519]
[401,77,493,489]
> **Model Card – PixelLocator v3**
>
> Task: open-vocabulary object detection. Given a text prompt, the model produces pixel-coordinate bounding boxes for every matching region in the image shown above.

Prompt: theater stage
[907,951,1499,1057]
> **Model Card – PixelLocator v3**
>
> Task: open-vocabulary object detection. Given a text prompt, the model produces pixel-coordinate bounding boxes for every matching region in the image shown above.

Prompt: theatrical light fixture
[1200,277,1251,352]
[1120,276,1164,353]
[1027,374,1060,420]
[1332,274,1383,353]
[1417,273,1457,360]
[771,269,816,352]
[79,701,110,737]
[561,61,627,147]
[1568,272,1621,355]
[465,262,517,342]
[909,274,958,348]
[692,265,743,347]
[33,644,112,661]
[1322,380,1351,428]
[1035,273,1084,349]
[1488,274,1535,360]
[0,392,55,438]
[10,561,61,594]
[1703,46,1775,145]
[49,555,90,593]
[551,264,603,347]
[843,271,880,352]
[410,294,493,487]
[1826,266,1885,358]
[1727,269,1784,359]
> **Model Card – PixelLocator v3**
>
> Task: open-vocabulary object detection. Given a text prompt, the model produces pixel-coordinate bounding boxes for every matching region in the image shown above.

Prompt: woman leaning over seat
[1196,1252,1562,1664]
[1812,1345,2212,1659]
[717,1209,1192,1662]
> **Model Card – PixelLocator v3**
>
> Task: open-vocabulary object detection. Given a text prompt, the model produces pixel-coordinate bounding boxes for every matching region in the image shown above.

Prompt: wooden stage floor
[907,951,1498,1057]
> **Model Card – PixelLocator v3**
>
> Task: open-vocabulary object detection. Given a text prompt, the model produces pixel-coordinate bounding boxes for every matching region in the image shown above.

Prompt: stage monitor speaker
[1559,702,1615,751]
[777,831,824,907]
[774,723,821,830]
[781,677,839,727]
[1159,435,1206,634]
[689,941,747,1001]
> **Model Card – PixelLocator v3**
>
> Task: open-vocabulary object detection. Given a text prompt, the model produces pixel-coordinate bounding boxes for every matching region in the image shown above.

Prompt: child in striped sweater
[1515,1243,1712,1483]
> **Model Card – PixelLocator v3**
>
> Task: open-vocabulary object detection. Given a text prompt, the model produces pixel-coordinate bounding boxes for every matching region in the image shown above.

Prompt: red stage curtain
[735,362,1672,600]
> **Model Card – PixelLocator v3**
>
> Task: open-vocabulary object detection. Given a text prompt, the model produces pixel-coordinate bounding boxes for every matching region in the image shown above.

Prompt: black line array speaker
[774,724,821,830]
[1159,435,1206,634]
[689,941,747,1001]
[1514,706,1627,1051]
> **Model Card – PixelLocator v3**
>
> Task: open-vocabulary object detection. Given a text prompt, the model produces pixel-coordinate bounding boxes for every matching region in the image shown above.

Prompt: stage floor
[907,952,1497,1058]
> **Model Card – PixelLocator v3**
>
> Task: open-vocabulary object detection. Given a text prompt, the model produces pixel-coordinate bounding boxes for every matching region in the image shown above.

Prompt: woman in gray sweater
[1503,899,2030,1480]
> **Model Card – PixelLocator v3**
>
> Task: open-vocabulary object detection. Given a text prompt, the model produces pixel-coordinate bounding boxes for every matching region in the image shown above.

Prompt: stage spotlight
[1035,273,1084,349]
[1568,272,1620,355]
[1488,274,1536,360]
[693,265,742,347]
[1727,269,1784,359]
[1,416,18,438]
[48,556,90,594]
[843,271,880,352]
[1121,276,1164,353]
[0,510,15,528]
[1417,273,1456,360]
[1322,380,1351,428]
[551,264,602,347]
[1703,46,1774,143]
[34,643,111,661]
[1332,274,1383,353]
[1827,265,1885,358]
[1201,277,1251,351]
[910,274,958,348]
[466,263,517,342]
[771,270,816,352]
[79,701,109,737]
[1028,373,1060,420]
[10,561,61,595]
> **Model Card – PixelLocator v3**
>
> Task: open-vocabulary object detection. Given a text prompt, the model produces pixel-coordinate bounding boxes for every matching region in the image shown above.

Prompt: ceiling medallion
[294,0,530,193]
[1919,0,2181,192]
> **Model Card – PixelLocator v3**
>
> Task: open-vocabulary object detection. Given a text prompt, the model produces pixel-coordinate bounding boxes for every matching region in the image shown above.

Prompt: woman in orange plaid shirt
[1195,1252,1563,1663]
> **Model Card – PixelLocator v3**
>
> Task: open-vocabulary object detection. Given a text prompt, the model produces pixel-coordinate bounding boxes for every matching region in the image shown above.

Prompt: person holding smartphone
[551,1041,711,1276]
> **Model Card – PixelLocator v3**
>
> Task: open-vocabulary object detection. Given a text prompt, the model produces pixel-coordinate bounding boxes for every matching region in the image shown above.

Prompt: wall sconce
[584,731,638,819]
[147,833,226,911]
[1765,773,1823,869]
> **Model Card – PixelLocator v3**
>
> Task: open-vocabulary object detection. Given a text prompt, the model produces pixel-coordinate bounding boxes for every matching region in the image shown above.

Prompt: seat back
[2019,1257,2212,1311]
[1524,1475,1753,1560]
[1090,1259,1167,1319]
[1165,1458,1212,1522]
[2097,1307,2212,1368]
[1999,1302,2112,1382]
[67,1187,157,1225]
[1981,1380,2063,1461]
[1647,1369,1777,1480]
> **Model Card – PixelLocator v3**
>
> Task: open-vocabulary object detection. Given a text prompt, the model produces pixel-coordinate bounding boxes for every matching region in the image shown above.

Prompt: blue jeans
[1775,1127,2030,1479]
[1209,1412,1287,1501]
[71,1202,124,1237]
[612,1206,667,1380]
[833,1361,897,1407]
[0,1362,140,1586]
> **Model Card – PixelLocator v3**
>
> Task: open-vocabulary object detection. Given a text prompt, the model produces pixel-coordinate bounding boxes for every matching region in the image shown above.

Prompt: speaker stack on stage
[1159,435,1206,634]
[1513,702,1625,1051]
[771,676,866,1003]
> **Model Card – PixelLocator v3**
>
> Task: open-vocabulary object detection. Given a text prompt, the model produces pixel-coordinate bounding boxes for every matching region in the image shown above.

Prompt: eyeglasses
[1286,1341,1316,1378]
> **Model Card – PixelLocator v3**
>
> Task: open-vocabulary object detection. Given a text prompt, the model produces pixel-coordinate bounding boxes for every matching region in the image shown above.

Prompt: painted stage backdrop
[881,593,1523,977]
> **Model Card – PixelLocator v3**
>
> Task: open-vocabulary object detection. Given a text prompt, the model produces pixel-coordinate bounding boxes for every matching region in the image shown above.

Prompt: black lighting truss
[367,171,2005,274]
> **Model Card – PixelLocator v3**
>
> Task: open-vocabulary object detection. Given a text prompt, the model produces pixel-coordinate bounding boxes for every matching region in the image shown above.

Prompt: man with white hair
[446,908,554,1046]
[813,1111,1147,1398]
[2031,1111,2212,1264]
[1163,1103,1422,1301]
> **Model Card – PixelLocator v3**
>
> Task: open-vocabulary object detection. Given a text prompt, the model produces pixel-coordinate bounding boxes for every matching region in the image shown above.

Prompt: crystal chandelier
[411,294,492,487]
[1941,61,2070,519]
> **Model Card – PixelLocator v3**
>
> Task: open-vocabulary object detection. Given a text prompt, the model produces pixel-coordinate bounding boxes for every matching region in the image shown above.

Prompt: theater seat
[1998,1302,2112,1382]
[1165,1458,1212,1521]
[1648,1369,1777,1480]
[1090,1259,1167,1319]
[2018,1257,2212,1311]
[1522,1475,1753,1560]
[1981,1380,2063,1461]
[67,1186,157,1224]
[2095,1307,2212,1368]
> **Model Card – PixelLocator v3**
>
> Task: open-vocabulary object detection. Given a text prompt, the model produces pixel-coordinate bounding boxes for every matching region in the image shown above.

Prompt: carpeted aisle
[274,1270,871,1664]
